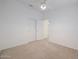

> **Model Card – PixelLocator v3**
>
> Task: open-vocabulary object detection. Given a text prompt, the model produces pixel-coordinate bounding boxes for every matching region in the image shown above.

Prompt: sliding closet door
[36,20,44,40]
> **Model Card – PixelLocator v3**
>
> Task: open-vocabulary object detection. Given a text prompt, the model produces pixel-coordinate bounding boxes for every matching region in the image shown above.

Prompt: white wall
[0,0,42,50]
[49,5,78,49]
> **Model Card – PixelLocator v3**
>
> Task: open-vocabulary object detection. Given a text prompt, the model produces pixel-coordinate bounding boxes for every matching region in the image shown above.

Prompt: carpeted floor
[0,39,78,59]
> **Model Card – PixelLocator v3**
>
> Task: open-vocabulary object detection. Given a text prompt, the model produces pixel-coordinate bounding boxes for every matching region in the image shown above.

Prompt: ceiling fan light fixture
[41,3,46,10]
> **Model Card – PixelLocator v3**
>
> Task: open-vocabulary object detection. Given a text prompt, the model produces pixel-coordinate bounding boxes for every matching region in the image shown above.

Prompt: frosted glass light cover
[41,4,46,10]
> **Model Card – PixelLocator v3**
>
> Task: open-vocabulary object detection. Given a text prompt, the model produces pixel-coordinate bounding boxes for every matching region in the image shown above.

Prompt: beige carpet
[0,40,78,59]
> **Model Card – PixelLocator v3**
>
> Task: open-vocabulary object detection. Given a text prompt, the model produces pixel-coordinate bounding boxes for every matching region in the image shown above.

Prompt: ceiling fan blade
[16,0,35,9]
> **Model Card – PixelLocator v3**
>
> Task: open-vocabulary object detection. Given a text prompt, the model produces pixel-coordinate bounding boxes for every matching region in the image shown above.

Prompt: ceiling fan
[16,0,49,21]
[16,0,47,11]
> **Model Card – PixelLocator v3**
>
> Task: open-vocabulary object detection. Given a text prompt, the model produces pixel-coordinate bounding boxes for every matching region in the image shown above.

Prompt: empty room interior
[0,0,78,59]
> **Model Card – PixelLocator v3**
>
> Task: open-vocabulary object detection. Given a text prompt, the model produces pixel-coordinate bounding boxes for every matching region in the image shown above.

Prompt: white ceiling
[16,0,77,20]
[17,0,77,10]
